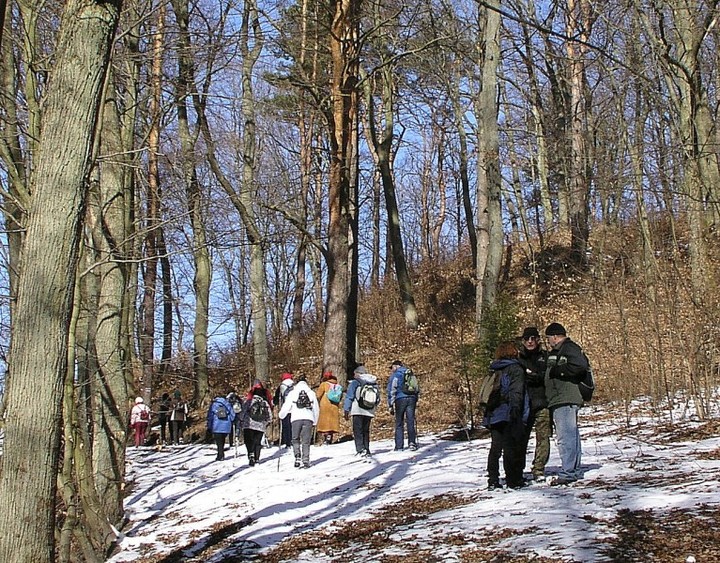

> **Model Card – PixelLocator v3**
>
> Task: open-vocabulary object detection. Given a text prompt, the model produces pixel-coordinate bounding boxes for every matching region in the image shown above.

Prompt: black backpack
[296,389,312,409]
[215,402,229,420]
[249,396,271,422]
[578,355,596,402]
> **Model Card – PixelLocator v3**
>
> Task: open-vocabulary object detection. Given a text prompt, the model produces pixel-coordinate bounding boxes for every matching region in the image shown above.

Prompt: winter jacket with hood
[344,372,379,417]
[207,396,236,434]
[278,379,319,424]
[482,359,529,428]
[518,346,548,413]
[544,337,589,409]
[386,365,419,406]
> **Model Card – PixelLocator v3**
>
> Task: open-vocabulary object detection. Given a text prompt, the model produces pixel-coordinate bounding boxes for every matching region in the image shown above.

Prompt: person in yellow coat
[315,371,342,445]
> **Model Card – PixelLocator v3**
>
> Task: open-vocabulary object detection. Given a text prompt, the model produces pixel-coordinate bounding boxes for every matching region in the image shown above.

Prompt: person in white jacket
[130,397,151,447]
[278,374,319,468]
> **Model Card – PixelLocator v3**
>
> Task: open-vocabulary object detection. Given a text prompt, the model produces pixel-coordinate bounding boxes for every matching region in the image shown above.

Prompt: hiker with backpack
[130,396,151,448]
[226,392,243,447]
[207,394,236,462]
[483,341,530,490]
[169,390,189,445]
[274,372,295,448]
[157,392,172,445]
[386,359,420,451]
[518,327,550,482]
[544,322,590,486]
[240,380,274,466]
[315,371,342,445]
[343,364,380,458]
[278,374,319,468]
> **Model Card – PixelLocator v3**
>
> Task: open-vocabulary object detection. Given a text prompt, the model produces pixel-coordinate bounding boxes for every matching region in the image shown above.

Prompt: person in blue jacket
[207,395,236,462]
[386,360,419,451]
[483,341,530,490]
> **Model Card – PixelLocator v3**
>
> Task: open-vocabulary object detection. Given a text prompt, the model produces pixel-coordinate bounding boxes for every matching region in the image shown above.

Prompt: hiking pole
[277,415,282,473]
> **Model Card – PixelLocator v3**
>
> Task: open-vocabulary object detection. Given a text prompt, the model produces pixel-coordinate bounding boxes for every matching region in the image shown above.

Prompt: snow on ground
[108,401,720,562]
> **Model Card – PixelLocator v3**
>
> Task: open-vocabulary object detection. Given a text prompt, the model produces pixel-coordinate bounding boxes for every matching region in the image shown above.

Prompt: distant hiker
[386,359,420,451]
[518,327,550,482]
[157,392,172,445]
[315,371,341,445]
[240,380,273,466]
[279,374,319,468]
[226,391,243,447]
[207,395,235,462]
[483,341,530,490]
[544,322,590,486]
[169,390,188,445]
[274,372,295,448]
[343,364,380,458]
[130,397,151,448]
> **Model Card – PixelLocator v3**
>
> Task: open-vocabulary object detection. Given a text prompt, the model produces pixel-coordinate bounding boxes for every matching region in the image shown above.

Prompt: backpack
[140,408,150,421]
[249,396,271,422]
[296,389,312,410]
[400,368,419,395]
[357,383,380,410]
[578,358,595,402]
[173,402,186,421]
[216,403,229,420]
[326,383,343,405]
[478,370,504,410]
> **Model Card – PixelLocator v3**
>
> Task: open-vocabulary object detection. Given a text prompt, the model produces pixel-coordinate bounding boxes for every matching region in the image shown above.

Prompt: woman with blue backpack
[482,341,530,490]
[315,371,342,445]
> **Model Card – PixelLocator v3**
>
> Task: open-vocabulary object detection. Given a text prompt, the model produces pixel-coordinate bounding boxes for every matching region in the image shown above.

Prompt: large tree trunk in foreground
[0,0,121,560]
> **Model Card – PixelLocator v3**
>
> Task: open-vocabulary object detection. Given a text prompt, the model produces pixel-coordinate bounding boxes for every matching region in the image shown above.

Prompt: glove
[389,405,395,416]
[344,411,349,421]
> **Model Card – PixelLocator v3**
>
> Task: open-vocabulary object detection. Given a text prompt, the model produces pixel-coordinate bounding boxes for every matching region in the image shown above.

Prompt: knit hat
[389,359,403,369]
[135,396,144,404]
[354,364,368,375]
[322,371,334,380]
[281,372,294,381]
[521,327,540,339]
[545,323,567,336]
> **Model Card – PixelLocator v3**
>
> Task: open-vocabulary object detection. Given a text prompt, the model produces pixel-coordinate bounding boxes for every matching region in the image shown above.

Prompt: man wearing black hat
[518,327,550,482]
[544,323,589,485]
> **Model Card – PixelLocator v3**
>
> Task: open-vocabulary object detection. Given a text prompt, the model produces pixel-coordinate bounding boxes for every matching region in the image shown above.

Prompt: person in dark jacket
[240,380,273,466]
[274,372,295,448]
[483,341,530,490]
[544,322,590,485]
[157,392,171,445]
[518,327,550,482]
[207,395,236,461]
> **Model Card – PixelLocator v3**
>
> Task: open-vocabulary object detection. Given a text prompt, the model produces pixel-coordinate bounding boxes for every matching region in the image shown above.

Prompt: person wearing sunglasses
[518,327,550,483]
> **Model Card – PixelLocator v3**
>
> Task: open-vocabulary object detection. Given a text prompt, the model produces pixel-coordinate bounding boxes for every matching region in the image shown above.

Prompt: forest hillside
[178,218,720,443]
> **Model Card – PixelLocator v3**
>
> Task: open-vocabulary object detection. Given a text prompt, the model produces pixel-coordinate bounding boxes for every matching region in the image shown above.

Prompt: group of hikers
[204,360,420,468]
[484,322,591,489]
[129,321,591,489]
[129,389,189,448]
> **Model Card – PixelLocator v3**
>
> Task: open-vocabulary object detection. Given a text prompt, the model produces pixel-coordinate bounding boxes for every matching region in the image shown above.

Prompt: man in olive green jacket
[544,322,589,485]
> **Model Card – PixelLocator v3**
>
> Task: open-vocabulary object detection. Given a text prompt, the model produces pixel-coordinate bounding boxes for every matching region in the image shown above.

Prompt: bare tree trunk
[475,0,502,339]
[86,67,134,524]
[566,0,593,259]
[139,1,165,401]
[240,0,269,383]
[172,0,211,403]
[362,19,418,329]
[0,0,120,559]
[322,0,363,381]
